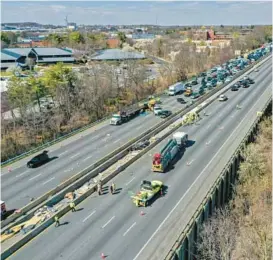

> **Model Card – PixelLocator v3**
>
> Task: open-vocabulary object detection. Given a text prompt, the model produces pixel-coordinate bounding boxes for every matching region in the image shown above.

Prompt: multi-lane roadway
[1,82,201,209]
[9,57,272,259]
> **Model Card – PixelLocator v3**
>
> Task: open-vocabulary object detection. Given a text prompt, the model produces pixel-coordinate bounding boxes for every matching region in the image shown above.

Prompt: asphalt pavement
[1,82,201,209]
[9,59,272,260]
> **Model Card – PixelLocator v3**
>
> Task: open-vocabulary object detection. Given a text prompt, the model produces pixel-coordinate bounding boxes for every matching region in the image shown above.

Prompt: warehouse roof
[33,48,72,56]
[2,48,73,59]
[1,50,20,61]
[5,48,32,56]
[90,49,145,60]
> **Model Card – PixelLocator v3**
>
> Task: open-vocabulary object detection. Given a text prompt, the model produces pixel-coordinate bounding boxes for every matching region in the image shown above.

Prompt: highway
[9,58,272,260]
[1,82,201,209]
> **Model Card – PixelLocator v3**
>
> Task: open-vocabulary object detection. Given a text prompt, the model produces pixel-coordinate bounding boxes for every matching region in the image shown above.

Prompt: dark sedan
[159,110,172,118]
[231,85,239,91]
[27,151,49,168]
[177,98,187,104]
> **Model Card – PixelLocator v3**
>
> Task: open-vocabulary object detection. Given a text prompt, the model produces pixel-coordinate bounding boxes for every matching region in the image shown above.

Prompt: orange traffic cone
[8,167,11,172]
[101,253,106,259]
[140,211,145,216]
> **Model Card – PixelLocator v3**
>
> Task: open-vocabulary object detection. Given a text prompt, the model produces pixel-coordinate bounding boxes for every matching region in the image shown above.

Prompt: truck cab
[110,113,123,125]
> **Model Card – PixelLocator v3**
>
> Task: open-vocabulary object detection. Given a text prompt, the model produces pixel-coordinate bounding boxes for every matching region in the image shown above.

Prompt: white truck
[168,82,184,96]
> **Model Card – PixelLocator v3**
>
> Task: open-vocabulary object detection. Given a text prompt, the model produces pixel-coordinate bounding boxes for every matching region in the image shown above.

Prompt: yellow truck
[130,180,163,207]
[184,87,193,97]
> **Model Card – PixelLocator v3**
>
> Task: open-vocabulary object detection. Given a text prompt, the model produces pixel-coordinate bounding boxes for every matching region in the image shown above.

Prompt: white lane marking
[16,170,29,178]
[123,222,136,237]
[83,155,93,162]
[59,151,68,156]
[29,174,41,181]
[82,210,96,222]
[102,216,115,229]
[126,177,136,186]
[42,177,55,185]
[136,125,143,129]
[206,124,211,129]
[132,88,269,260]
[114,138,121,144]
[70,153,80,159]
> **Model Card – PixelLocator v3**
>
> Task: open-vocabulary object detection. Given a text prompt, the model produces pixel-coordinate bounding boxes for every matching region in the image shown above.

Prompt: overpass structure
[4,53,272,259]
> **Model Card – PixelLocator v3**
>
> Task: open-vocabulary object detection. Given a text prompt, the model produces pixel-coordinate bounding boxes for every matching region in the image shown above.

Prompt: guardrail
[2,52,270,232]
[164,95,272,260]
[1,54,271,259]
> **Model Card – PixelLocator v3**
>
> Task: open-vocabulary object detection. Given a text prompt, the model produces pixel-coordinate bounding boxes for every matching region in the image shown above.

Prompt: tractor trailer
[152,132,188,172]
[110,104,144,125]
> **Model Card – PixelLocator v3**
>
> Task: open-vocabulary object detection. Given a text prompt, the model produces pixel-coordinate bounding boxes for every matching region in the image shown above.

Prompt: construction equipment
[152,132,188,172]
[130,180,163,207]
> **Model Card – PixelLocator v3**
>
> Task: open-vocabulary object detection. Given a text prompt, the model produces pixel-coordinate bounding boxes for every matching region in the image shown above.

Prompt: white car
[154,106,162,115]
[219,95,228,101]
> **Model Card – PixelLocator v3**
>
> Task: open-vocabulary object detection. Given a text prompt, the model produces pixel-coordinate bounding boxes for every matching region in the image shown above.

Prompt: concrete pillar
[220,178,225,206]
[215,188,219,209]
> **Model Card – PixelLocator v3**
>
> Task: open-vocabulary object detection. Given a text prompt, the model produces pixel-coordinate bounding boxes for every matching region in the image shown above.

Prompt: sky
[1,1,272,26]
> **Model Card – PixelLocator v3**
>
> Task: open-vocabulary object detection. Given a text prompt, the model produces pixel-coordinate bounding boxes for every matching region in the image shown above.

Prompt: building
[1,47,75,70]
[90,49,145,61]
[106,39,120,48]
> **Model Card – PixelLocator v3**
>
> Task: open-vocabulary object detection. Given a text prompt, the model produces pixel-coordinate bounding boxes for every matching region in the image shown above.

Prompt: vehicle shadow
[113,188,122,195]
[186,140,195,148]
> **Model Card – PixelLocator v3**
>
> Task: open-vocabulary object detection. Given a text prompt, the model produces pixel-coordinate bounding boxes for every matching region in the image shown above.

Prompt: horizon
[1,1,272,26]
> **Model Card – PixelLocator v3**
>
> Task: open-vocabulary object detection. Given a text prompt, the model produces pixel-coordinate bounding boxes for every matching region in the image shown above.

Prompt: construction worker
[69,201,76,212]
[110,182,116,195]
[54,215,60,227]
[97,180,102,195]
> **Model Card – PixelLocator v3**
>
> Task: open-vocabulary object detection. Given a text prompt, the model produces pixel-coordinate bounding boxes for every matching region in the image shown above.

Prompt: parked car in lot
[218,94,228,101]
[177,97,187,104]
[27,151,49,168]
[159,110,172,118]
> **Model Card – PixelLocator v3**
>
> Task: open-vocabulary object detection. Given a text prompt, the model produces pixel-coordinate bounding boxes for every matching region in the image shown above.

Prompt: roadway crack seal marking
[132,84,271,260]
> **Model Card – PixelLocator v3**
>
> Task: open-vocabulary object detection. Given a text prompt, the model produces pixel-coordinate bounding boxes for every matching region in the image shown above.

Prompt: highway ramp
[1,83,201,209]
[8,59,272,260]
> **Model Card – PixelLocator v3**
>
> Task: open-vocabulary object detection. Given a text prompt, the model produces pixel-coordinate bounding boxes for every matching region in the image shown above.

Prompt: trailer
[168,82,184,96]
[152,132,188,172]
[110,104,143,125]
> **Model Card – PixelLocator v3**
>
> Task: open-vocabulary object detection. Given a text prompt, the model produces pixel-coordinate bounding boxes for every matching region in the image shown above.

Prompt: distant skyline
[1,1,272,26]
